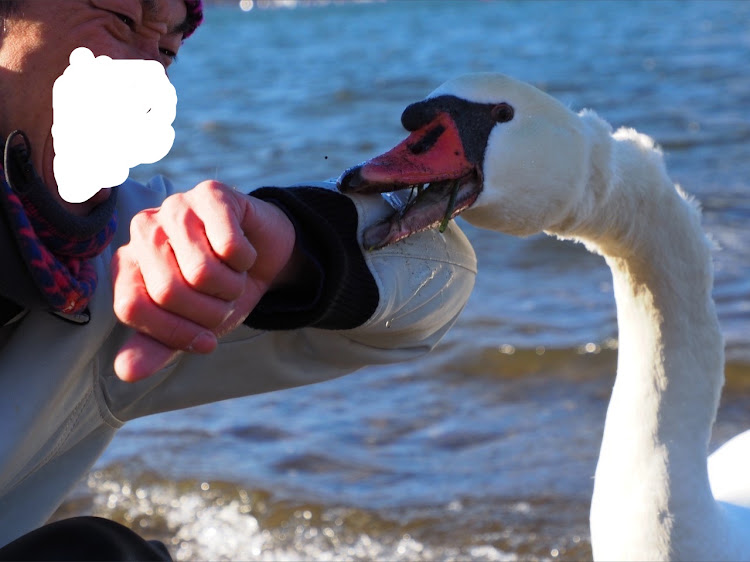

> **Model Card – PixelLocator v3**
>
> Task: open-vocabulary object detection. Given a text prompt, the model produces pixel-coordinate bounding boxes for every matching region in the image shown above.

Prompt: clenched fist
[112,180,298,382]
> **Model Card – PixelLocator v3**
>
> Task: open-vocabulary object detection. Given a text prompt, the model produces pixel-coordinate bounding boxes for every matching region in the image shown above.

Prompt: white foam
[76,471,517,561]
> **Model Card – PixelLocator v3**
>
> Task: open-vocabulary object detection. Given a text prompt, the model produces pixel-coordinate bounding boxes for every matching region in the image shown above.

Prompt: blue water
[58,2,750,560]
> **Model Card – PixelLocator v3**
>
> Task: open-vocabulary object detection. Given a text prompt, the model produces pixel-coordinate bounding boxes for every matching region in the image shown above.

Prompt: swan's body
[339,73,750,560]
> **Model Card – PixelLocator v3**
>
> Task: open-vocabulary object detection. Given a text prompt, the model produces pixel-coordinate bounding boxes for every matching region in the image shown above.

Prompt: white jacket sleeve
[101,182,477,421]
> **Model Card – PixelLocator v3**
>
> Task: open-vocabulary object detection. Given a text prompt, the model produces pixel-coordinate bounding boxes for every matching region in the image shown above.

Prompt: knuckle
[129,213,169,249]
[212,235,243,263]
[159,193,190,224]
[195,180,241,214]
[129,208,157,238]
[113,292,143,325]
[195,179,227,194]
[182,258,218,290]
[184,260,244,303]
[148,279,183,309]
[128,213,147,240]
[111,246,128,270]
[163,201,193,232]
[193,180,224,203]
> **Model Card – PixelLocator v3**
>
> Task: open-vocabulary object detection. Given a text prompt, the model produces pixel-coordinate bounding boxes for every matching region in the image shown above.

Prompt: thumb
[114,333,185,382]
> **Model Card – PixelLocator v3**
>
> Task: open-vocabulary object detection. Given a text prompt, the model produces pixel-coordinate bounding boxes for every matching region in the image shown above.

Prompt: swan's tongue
[338,112,480,249]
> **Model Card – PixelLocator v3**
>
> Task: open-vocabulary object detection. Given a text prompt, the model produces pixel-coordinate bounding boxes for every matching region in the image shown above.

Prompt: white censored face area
[52,47,178,203]
[0,0,188,215]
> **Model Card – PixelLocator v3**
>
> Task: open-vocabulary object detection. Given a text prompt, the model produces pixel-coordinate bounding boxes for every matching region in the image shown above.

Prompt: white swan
[338,73,750,561]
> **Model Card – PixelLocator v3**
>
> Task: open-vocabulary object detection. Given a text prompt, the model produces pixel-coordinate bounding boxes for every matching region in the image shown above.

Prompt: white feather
[435,73,750,561]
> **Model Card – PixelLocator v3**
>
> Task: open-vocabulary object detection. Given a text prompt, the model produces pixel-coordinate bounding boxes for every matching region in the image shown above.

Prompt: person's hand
[112,180,297,382]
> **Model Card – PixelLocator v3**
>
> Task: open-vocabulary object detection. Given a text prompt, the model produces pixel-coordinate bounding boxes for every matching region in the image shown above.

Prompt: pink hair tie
[183,0,203,39]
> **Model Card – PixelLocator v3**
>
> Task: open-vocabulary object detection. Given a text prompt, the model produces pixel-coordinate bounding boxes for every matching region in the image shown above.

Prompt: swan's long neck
[563,130,726,560]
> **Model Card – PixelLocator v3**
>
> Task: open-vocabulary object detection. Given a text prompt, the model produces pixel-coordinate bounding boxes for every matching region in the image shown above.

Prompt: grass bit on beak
[439,180,461,233]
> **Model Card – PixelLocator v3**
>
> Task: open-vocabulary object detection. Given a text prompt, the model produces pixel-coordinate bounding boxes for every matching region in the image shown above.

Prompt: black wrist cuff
[244,186,379,331]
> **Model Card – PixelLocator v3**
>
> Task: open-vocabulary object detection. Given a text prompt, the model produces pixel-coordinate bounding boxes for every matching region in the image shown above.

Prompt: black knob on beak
[401,100,438,132]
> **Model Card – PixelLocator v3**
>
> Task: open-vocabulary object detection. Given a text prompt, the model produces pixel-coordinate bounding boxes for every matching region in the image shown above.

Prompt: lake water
[54,1,750,560]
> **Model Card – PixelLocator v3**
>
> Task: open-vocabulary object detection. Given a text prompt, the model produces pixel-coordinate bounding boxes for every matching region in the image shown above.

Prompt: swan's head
[339,73,608,248]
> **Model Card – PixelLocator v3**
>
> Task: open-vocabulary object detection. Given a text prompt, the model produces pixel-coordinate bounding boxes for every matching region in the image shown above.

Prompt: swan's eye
[491,103,514,123]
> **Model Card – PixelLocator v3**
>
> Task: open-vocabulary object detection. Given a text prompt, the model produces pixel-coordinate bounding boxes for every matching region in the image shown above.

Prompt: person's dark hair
[0,0,21,20]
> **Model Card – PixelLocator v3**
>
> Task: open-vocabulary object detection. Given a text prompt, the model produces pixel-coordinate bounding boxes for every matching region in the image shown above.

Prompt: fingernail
[188,332,217,353]
[222,305,236,324]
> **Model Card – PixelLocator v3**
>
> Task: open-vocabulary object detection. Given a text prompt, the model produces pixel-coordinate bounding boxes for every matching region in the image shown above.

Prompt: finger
[112,248,220,352]
[239,197,297,283]
[189,182,257,272]
[159,198,250,301]
[212,271,273,340]
[114,333,183,382]
[129,212,234,329]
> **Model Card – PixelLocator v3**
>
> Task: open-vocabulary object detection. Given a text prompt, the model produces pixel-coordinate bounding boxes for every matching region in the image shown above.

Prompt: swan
[338,73,750,561]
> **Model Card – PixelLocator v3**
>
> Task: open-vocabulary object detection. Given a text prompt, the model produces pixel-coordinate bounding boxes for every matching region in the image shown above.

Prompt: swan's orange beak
[338,112,473,192]
[338,111,481,249]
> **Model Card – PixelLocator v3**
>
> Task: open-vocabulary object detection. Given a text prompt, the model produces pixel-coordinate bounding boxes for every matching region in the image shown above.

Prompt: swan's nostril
[407,124,445,155]
[337,165,365,193]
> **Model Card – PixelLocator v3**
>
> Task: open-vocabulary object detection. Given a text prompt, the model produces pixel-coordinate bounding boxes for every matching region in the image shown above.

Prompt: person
[0,0,477,559]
